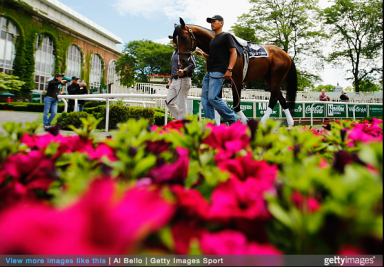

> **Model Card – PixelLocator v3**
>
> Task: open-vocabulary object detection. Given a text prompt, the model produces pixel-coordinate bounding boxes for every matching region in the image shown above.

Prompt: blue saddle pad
[233,37,269,58]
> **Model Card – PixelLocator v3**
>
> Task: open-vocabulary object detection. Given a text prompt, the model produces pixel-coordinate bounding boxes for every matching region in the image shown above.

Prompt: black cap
[55,73,63,77]
[168,35,173,39]
[71,76,79,80]
[207,15,224,23]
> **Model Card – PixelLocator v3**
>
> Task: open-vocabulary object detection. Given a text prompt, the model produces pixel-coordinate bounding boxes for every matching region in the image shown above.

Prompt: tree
[233,0,326,62]
[231,0,325,91]
[322,0,383,92]
[358,76,382,92]
[314,84,336,92]
[115,40,174,85]
[231,15,261,43]
[191,55,206,88]
[0,72,25,93]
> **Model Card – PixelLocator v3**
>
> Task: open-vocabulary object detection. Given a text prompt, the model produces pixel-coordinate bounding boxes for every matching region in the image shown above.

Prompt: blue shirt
[171,49,196,79]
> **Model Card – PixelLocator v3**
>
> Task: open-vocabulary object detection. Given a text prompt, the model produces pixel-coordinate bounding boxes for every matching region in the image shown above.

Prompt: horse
[172,18,297,126]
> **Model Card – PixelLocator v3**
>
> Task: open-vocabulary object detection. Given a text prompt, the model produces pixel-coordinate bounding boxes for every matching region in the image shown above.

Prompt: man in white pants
[166,38,196,120]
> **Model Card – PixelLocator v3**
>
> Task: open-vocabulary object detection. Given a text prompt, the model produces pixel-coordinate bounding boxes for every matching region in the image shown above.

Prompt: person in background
[67,76,80,112]
[77,81,88,112]
[6,97,11,103]
[166,36,196,120]
[340,91,349,101]
[43,74,68,129]
[319,89,330,101]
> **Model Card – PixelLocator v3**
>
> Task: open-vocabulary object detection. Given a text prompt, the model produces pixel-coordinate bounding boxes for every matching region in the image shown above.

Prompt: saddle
[229,33,269,82]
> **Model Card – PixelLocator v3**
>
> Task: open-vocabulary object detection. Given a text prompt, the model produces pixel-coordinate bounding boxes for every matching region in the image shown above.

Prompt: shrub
[0,103,64,112]
[55,112,92,130]
[56,104,156,130]
[154,112,173,126]
[84,101,105,108]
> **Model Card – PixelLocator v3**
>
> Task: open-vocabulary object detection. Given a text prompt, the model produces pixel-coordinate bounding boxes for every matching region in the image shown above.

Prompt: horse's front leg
[232,81,248,125]
[260,80,279,125]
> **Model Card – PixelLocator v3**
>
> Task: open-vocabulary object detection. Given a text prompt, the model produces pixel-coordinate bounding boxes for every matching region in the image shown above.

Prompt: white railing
[133,83,383,103]
[58,94,382,132]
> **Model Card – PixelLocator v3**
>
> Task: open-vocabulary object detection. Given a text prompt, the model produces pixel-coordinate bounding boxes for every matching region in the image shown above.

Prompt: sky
[61,0,352,88]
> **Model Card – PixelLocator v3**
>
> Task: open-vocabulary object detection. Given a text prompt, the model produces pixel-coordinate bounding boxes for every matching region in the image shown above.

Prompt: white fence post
[105,98,110,132]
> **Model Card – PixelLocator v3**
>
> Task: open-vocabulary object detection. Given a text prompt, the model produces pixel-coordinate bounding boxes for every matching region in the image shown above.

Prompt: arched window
[34,34,55,91]
[90,54,102,93]
[0,17,18,74]
[107,60,119,85]
[66,44,82,80]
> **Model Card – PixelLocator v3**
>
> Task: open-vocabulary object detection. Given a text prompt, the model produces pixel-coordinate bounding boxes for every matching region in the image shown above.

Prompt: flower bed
[0,117,382,255]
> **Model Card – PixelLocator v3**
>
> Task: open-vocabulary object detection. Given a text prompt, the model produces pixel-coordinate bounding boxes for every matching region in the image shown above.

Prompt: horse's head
[172,18,197,68]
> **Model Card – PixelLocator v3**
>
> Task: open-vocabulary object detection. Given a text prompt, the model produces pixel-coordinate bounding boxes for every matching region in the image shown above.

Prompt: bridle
[176,25,196,63]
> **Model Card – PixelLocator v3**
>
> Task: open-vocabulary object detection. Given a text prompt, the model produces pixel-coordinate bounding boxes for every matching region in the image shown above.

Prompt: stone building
[0,0,122,96]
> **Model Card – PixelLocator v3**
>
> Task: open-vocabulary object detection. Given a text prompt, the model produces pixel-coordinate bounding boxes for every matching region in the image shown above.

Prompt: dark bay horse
[173,18,297,125]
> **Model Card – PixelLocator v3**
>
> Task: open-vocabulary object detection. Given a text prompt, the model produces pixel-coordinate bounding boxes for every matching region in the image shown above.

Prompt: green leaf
[268,202,293,229]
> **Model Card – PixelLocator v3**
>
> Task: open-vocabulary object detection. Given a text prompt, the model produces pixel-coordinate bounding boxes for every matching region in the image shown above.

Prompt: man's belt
[172,73,193,80]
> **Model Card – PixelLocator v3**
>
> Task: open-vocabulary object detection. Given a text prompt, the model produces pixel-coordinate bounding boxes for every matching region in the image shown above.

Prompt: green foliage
[322,0,383,92]
[0,72,25,93]
[314,84,336,92]
[358,77,382,92]
[115,40,174,85]
[191,55,206,88]
[237,0,326,61]
[55,111,91,130]
[231,14,261,43]
[0,120,41,164]
[56,103,156,130]
[154,111,173,126]
[233,0,326,91]
[297,70,322,91]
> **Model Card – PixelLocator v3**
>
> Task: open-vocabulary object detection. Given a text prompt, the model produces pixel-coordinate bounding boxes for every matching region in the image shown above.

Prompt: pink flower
[171,185,210,220]
[171,220,204,255]
[148,148,189,184]
[347,119,383,145]
[203,122,250,161]
[145,140,172,155]
[337,245,365,255]
[291,191,321,213]
[209,177,273,220]
[217,153,277,184]
[319,158,330,168]
[0,151,57,206]
[21,134,117,161]
[0,179,175,254]
[163,120,186,131]
[199,230,282,255]
[86,143,117,162]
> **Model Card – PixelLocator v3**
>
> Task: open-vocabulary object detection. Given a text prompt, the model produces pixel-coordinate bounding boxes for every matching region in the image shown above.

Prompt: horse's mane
[187,24,215,36]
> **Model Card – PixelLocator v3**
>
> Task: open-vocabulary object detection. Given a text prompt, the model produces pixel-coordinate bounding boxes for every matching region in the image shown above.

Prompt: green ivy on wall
[0,0,109,97]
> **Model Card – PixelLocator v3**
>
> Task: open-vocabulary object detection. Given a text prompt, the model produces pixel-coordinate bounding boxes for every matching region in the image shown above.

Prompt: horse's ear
[180,17,186,28]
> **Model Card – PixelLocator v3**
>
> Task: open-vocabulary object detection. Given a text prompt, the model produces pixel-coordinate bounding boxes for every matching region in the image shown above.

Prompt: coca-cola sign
[304,104,325,117]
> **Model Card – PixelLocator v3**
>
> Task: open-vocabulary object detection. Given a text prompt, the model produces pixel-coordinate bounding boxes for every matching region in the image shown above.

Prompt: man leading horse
[195,15,244,125]
[174,16,297,127]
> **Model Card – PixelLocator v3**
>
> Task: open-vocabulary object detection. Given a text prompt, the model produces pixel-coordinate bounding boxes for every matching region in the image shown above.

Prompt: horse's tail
[284,59,297,112]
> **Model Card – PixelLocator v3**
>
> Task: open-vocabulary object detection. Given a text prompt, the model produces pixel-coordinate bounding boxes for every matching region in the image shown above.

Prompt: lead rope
[207,73,240,109]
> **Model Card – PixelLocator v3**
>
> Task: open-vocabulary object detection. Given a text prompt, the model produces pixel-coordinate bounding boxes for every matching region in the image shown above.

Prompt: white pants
[166,77,191,120]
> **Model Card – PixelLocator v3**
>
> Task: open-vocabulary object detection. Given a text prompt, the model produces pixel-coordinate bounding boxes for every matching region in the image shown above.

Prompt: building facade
[0,0,122,96]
